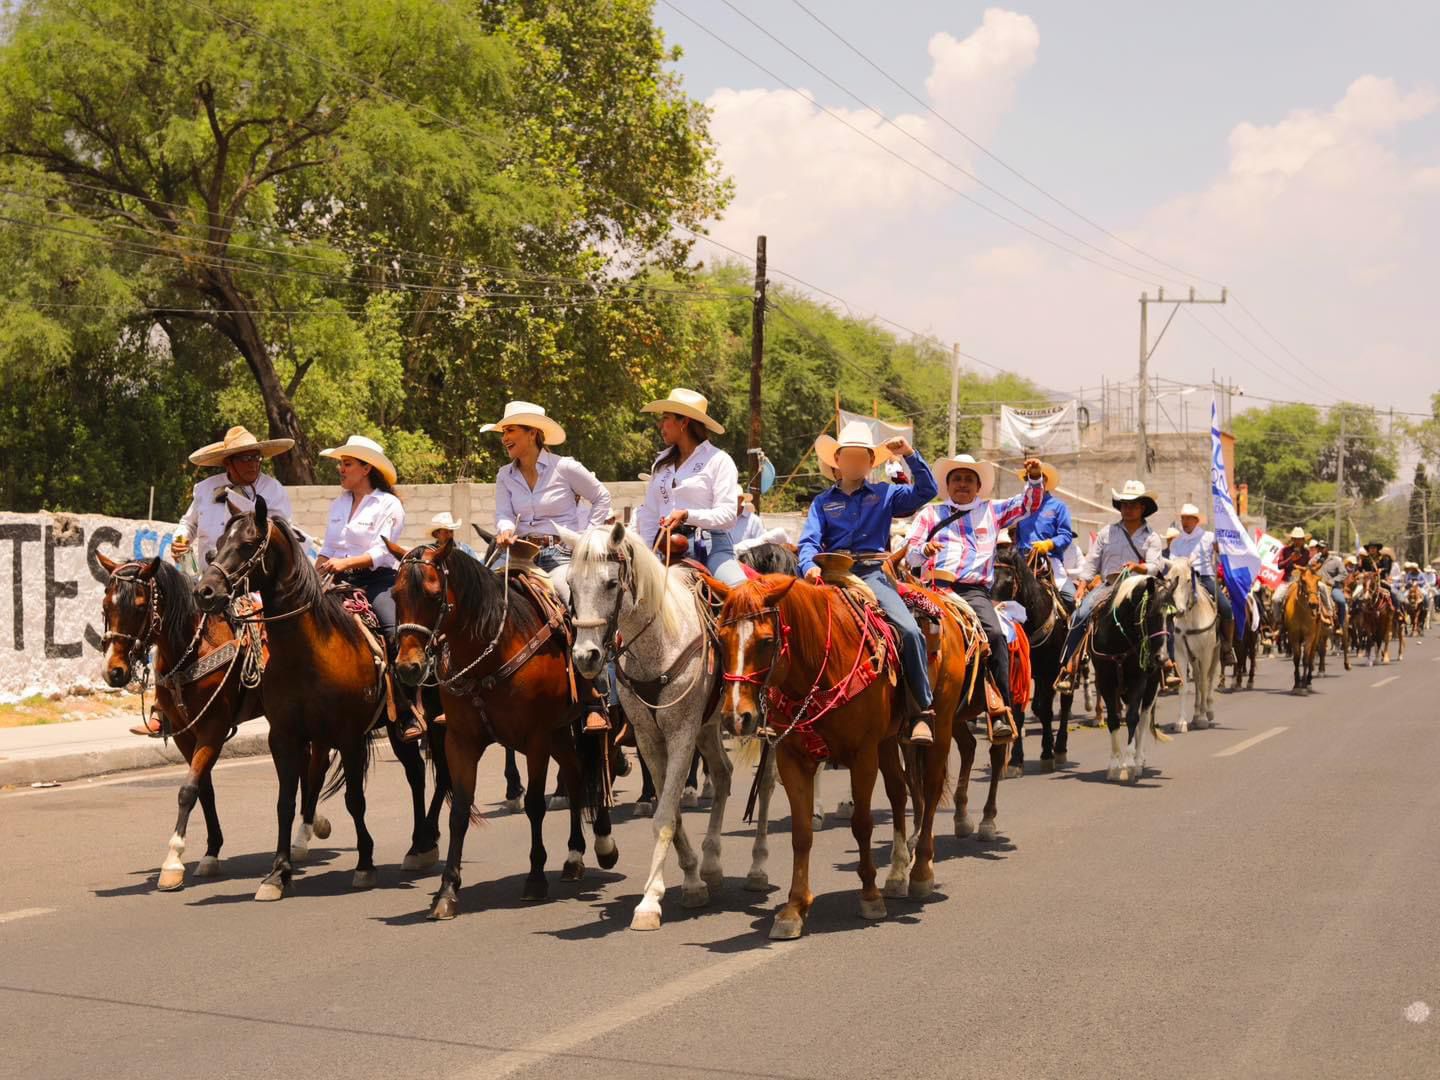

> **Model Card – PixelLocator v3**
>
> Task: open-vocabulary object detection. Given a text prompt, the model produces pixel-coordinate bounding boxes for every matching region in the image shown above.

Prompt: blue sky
[652,1,1440,420]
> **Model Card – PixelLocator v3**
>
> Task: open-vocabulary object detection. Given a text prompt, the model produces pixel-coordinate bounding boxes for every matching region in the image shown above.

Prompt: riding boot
[130,705,164,738]
[579,675,611,735]
[1162,658,1183,690]
[905,708,936,747]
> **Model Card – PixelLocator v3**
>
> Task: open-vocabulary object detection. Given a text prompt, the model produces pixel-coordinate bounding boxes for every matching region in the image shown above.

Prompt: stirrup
[582,709,612,735]
[904,718,935,747]
[131,707,164,738]
[396,705,427,743]
[1054,674,1074,694]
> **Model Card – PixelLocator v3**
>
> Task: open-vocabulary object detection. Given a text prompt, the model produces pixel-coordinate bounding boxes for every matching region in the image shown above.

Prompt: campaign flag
[1211,399,1262,636]
[1254,532,1285,589]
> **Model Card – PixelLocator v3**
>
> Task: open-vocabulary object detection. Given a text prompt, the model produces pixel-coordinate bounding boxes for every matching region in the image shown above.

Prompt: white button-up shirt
[1168,526,1215,576]
[1078,521,1164,582]
[635,440,740,545]
[494,450,612,537]
[731,506,766,544]
[320,490,405,570]
[177,472,293,569]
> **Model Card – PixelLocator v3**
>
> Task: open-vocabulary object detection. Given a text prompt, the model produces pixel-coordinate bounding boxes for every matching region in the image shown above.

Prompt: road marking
[0,755,272,799]
[0,907,54,925]
[460,946,785,1080]
[1431,655,1440,663]
[1371,675,1400,688]
[1214,727,1288,757]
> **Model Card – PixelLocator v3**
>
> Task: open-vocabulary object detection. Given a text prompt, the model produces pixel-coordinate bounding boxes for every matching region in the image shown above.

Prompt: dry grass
[0,691,141,728]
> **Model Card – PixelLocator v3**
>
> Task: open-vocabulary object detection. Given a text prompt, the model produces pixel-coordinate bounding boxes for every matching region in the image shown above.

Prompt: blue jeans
[340,567,397,636]
[1057,584,1107,672]
[535,543,571,573]
[855,563,932,710]
[1330,586,1346,624]
[700,528,747,587]
[1195,574,1232,622]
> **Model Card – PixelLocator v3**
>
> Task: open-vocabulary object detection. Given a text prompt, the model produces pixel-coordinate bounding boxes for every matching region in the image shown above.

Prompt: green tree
[1405,462,1430,565]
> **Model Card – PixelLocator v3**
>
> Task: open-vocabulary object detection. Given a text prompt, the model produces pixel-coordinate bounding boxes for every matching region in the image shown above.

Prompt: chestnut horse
[1353,572,1403,666]
[1404,584,1428,638]
[716,570,987,940]
[97,554,275,890]
[196,500,443,900]
[1282,567,1323,690]
[390,538,614,920]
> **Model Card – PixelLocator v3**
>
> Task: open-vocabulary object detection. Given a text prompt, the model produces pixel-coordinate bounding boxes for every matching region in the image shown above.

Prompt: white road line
[1214,727,1288,758]
[0,907,54,925]
[0,755,272,799]
[1431,655,1440,663]
[460,946,785,1080]
[1371,675,1401,688]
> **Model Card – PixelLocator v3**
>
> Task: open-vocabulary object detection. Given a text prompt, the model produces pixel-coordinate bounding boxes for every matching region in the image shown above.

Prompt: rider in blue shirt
[1012,463,1077,603]
[798,422,936,744]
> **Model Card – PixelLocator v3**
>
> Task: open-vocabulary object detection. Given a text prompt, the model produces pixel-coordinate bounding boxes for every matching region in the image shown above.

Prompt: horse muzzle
[193,577,229,614]
[572,643,604,681]
[104,662,131,689]
[722,707,758,739]
[394,658,424,687]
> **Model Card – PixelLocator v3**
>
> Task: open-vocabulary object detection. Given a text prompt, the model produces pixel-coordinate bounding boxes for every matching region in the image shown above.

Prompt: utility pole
[1332,408,1347,551]
[1137,286,1227,478]
[747,235,767,510]
[948,342,961,456]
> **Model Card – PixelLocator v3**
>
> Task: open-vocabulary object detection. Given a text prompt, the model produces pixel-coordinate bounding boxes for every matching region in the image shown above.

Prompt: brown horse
[1354,572,1403,665]
[715,570,987,940]
[97,554,274,890]
[195,500,442,900]
[389,538,614,920]
[1282,567,1323,691]
[1404,584,1428,638]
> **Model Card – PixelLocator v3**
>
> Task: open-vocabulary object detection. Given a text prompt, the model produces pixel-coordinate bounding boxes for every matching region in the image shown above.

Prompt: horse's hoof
[1003,765,1023,779]
[1173,721,1188,734]
[681,884,710,908]
[630,909,662,931]
[1040,758,1055,773]
[955,814,975,838]
[859,896,887,921]
[744,870,770,892]
[701,868,724,894]
[427,895,458,921]
[311,815,331,840]
[560,856,584,883]
[255,881,285,902]
[291,841,310,863]
[908,877,935,900]
[882,879,908,899]
[595,835,620,870]
[769,915,804,940]
[351,869,376,890]
[836,800,855,818]
[547,795,570,812]
[156,866,185,892]
[193,856,221,879]
[1107,764,1122,781]
[522,878,549,901]
[502,797,525,813]
[811,812,825,829]
[701,778,715,800]
[977,818,998,842]
[1054,752,1068,766]
[635,800,655,819]
[681,786,700,809]
[402,846,440,872]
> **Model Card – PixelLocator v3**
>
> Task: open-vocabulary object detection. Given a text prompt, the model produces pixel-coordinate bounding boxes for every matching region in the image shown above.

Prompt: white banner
[0,511,180,701]
[998,402,1080,455]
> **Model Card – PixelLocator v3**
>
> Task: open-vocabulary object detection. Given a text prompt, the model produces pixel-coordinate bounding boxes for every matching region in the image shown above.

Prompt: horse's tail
[319,723,380,801]
[573,718,608,825]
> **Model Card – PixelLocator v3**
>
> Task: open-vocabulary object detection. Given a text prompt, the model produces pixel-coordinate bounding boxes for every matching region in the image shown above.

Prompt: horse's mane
[434,545,539,641]
[738,542,798,577]
[112,558,201,658]
[572,526,684,636]
[993,545,1049,617]
[269,517,358,638]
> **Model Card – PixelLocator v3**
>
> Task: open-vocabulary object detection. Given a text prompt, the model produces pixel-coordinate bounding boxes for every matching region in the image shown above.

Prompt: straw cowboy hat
[189,425,294,468]
[1381,545,1395,558]
[1288,526,1307,540]
[1179,502,1202,519]
[935,455,997,499]
[641,387,725,435]
[1017,461,1061,492]
[320,435,397,486]
[1164,526,1181,541]
[814,420,895,481]
[1111,480,1158,517]
[480,401,566,446]
[429,511,461,538]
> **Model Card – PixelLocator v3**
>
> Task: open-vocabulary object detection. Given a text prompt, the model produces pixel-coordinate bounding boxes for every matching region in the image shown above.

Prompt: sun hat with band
[189,425,294,468]
[640,387,725,435]
[480,401,566,446]
[429,511,461,538]
[934,454,997,499]
[1110,479,1158,518]
[320,435,397,487]
[814,420,894,482]
[1179,502,1202,519]
[1015,461,1061,492]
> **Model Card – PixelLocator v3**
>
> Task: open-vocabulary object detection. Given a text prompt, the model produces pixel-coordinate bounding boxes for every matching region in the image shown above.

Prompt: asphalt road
[4,641,1440,1080]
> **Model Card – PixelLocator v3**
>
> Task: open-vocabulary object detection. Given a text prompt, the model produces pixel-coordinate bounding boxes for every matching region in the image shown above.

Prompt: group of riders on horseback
[96,388,1433,934]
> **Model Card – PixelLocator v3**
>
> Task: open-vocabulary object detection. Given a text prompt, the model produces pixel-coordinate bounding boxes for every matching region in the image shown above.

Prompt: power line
[1227,292,1352,398]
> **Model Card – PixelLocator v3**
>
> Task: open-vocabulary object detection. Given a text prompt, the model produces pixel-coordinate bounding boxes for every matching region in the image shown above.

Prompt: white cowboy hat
[429,511,461,538]
[1306,539,1319,548]
[1404,560,1418,569]
[1164,526,1181,541]
[1179,502,1202,518]
[480,401,566,446]
[1016,461,1061,491]
[996,527,1013,545]
[189,425,294,468]
[814,420,894,481]
[1288,526,1307,539]
[641,387,725,434]
[320,435,397,486]
[935,455,996,499]
[1110,480,1158,517]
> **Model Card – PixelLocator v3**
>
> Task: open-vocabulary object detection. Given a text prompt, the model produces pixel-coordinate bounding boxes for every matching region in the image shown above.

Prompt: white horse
[1165,556,1221,733]
[563,523,750,931]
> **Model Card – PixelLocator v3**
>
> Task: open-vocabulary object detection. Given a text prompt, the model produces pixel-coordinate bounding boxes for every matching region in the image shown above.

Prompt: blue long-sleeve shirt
[1013,491,1075,557]
[798,453,936,575]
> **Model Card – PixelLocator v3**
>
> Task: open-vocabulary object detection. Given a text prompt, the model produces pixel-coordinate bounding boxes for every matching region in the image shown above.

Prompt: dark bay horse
[97,554,270,890]
[1087,573,1176,783]
[195,501,443,900]
[992,545,1074,773]
[389,538,614,920]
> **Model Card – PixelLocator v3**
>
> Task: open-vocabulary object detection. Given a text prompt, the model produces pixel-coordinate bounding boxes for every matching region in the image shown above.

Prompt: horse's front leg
[847,743,885,920]
[388,724,438,870]
[695,718,733,895]
[157,735,215,891]
[256,733,303,901]
[429,735,481,920]
[880,737,911,897]
[771,744,817,940]
[629,718,681,930]
[660,736,709,910]
[522,742,552,901]
[554,742,588,883]
[952,720,978,838]
[746,742,778,892]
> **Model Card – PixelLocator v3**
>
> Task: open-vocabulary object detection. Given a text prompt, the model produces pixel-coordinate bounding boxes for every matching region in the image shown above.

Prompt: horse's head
[96,552,158,687]
[1162,556,1196,615]
[717,575,797,737]
[391,538,452,687]
[992,545,1021,602]
[566,522,651,680]
[195,495,275,613]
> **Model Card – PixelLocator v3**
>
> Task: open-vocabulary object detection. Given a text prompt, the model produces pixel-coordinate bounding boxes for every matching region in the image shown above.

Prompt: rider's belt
[518,533,565,548]
[850,552,888,563]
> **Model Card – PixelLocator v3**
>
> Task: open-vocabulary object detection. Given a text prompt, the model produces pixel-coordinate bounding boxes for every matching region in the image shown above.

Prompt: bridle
[718,604,786,701]
[1091,576,1170,669]
[101,564,167,672]
[571,542,663,666]
[395,544,511,691]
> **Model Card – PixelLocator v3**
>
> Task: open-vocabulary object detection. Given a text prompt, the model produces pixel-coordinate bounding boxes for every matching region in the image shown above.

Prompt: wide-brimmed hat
[1016,461,1061,491]
[480,401,566,446]
[189,425,294,468]
[935,455,996,499]
[1344,555,1358,565]
[1405,560,1418,569]
[1381,545,1395,557]
[1364,540,1382,549]
[996,527,1014,546]
[1179,502,1202,518]
[1164,526,1181,541]
[429,511,461,538]
[1289,527,1307,540]
[815,421,894,481]
[641,387,725,435]
[1110,480,1158,517]
[320,435,397,486]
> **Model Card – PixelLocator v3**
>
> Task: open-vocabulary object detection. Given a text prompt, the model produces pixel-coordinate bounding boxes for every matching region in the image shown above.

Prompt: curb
[0,729,271,788]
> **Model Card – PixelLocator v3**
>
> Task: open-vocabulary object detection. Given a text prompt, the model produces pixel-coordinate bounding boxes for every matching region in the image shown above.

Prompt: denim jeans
[855,563,932,709]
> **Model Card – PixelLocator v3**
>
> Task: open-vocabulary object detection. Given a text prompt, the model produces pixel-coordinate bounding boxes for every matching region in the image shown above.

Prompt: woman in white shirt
[635,388,746,587]
[316,435,405,635]
[482,400,611,602]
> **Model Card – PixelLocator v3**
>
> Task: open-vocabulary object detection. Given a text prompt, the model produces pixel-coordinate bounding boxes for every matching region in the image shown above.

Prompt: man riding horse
[1012,462,1076,604]
[1170,502,1234,660]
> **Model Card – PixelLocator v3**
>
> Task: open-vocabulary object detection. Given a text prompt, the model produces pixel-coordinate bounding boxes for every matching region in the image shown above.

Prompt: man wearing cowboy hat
[799,421,938,744]
[1313,538,1347,627]
[1053,479,1167,693]
[730,492,767,545]
[1170,502,1233,633]
[172,426,294,571]
[1012,461,1077,603]
[904,453,1048,740]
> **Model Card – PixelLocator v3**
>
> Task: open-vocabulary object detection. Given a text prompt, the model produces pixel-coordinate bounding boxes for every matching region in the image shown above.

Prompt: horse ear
[608,521,627,549]
[555,525,582,550]
[254,494,268,535]
[139,557,160,580]
[384,536,408,560]
[763,576,799,604]
[697,571,731,602]
[96,550,121,575]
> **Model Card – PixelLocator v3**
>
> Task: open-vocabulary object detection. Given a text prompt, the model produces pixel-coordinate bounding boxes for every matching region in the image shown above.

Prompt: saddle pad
[340,588,382,633]
[897,582,944,621]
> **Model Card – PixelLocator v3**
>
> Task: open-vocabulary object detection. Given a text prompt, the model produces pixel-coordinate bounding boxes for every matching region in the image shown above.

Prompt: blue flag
[1211,399,1261,637]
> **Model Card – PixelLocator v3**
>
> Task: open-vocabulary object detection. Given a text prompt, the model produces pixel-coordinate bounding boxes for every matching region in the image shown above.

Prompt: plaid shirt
[903,480,1045,586]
